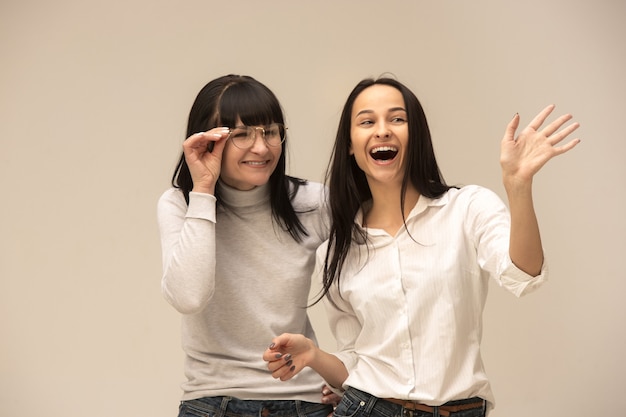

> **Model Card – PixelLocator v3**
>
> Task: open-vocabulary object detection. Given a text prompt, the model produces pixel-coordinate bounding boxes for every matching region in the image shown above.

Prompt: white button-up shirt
[317,185,547,409]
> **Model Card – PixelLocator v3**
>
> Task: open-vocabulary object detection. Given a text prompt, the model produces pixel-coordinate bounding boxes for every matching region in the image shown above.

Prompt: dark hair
[171,74,308,241]
[319,77,452,303]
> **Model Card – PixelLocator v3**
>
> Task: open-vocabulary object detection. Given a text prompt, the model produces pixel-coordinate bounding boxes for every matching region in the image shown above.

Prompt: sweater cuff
[186,192,217,222]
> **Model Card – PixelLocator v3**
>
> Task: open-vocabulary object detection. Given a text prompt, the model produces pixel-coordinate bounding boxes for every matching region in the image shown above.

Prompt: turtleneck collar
[216,181,271,209]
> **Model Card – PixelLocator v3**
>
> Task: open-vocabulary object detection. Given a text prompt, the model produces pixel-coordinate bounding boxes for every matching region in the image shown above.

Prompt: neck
[364,181,420,235]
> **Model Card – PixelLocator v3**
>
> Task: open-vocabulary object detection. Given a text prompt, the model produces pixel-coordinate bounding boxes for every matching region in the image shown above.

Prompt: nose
[374,122,391,139]
[249,128,269,152]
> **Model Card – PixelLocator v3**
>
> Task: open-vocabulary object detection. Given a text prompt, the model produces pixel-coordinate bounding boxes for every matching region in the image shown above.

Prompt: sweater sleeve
[157,189,217,314]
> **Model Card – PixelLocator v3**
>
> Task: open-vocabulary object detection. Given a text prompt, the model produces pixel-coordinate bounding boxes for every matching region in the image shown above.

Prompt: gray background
[1,1,624,416]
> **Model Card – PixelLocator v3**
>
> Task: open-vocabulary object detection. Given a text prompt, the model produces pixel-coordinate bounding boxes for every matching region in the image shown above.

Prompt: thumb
[503,113,520,143]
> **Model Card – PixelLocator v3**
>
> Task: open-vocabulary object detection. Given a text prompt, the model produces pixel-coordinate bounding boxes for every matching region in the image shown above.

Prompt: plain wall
[1,1,624,416]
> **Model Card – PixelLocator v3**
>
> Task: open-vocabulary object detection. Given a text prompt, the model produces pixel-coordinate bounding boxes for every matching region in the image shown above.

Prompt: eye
[266,126,280,136]
[230,129,248,139]
[391,116,407,124]
[358,119,374,126]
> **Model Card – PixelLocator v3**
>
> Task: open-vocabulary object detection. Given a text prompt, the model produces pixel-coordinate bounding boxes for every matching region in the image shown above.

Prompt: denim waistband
[180,396,332,417]
[343,387,485,417]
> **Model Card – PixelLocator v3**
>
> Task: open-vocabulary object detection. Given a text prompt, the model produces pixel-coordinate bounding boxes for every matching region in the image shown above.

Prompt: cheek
[220,144,239,171]
[271,146,283,162]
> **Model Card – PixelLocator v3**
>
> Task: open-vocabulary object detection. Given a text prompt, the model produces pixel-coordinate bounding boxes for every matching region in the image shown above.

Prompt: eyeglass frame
[226,123,287,149]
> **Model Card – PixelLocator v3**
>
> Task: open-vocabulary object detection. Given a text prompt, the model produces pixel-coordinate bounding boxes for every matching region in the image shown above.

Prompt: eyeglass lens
[229,124,285,149]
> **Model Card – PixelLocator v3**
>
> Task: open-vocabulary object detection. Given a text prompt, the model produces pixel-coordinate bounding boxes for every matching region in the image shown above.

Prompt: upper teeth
[372,146,397,153]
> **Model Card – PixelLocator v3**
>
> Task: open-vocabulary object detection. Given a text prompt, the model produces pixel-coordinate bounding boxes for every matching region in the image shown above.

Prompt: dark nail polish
[286,360,293,367]
[275,353,283,359]
[290,365,296,372]
[284,354,292,361]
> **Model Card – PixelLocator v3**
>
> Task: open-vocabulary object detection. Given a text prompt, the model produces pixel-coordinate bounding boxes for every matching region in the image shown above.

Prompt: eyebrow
[355,107,407,117]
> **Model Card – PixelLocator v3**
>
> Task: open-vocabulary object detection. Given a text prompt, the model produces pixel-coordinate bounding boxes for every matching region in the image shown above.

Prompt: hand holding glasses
[227,123,287,149]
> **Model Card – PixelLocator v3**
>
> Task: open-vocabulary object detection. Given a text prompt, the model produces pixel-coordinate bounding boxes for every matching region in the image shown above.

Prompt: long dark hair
[171,74,308,242]
[319,77,452,303]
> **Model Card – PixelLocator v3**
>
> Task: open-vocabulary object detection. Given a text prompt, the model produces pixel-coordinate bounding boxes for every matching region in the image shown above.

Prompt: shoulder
[289,179,328,211]
[157,187,186,215]
[158,187,184,206]
[442,184,504,208]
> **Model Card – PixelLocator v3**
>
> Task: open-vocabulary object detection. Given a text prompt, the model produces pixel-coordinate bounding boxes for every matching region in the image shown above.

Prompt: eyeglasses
[227,123,287,149]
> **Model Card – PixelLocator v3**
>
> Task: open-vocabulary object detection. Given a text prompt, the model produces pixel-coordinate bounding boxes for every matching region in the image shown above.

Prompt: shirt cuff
[497,256,549,297]
[186,192,217,222]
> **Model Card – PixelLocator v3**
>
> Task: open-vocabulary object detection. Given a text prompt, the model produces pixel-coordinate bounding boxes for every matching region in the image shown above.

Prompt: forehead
[352,84,405,117]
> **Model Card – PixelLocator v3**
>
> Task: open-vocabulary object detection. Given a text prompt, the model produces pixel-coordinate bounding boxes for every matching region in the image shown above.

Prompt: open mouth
[370,146,398,161]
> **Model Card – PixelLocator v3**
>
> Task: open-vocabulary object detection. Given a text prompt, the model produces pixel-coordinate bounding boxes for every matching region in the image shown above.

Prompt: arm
[157,190,218,313]
[500,105,580,275]
[157,128,230,313]
[263,333,349,389]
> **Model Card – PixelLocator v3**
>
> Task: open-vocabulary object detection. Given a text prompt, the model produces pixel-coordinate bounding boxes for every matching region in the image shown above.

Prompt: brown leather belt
[383,398,484,417]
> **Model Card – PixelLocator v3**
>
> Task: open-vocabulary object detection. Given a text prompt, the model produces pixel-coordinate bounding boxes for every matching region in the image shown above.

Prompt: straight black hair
[171,74,308,241]
[318,77,452,304]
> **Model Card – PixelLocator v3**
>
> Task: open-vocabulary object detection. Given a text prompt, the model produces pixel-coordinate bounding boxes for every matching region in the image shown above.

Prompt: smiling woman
[350,84,409,191]
[263,77,581,417]
[157,74,339,417]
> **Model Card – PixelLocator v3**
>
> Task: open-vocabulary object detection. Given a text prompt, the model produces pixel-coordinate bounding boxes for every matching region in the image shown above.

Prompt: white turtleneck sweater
[157,181,329,402]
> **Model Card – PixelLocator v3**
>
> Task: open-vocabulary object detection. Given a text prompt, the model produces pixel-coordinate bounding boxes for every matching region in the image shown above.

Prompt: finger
[267,359,289,372]
[527,104,556,131]
[263,351,284,362]
[210,134,228,156]
[280,363,297,381]
[270,362,297,381]
[546,121,580,145]
[183,134,219,156]
[503,113,521,143]
[554,137,581,155]
[540,113,573,138]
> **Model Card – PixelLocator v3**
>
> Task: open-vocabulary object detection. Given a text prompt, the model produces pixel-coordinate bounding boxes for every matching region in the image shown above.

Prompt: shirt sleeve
[157,189,218,313]
[467,186,548,298]
[314,244,360,383]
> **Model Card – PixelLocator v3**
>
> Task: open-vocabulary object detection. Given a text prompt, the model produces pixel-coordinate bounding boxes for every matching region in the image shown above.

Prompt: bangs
[217,82,284,128]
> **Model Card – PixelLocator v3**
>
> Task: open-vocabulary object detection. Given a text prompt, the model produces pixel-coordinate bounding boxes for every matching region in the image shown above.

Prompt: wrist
[192,185,215,195]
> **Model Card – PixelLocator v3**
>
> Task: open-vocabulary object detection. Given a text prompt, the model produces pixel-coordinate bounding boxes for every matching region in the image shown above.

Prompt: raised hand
[182,127,230,194]
[500,105,580,186]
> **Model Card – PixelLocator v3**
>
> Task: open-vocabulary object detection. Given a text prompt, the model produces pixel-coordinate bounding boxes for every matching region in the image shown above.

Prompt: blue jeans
[334,388,485,417]
[178,396,333,417]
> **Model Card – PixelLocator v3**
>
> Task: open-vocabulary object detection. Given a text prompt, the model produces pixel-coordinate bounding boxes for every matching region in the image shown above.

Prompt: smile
[370,146,398,161]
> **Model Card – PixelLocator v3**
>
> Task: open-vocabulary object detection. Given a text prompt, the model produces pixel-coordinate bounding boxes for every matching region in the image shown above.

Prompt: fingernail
[269,343,275,349]
[284,354,292,361]
[290,365,296,372]
[275,353,283,359]
[286,360,293,367]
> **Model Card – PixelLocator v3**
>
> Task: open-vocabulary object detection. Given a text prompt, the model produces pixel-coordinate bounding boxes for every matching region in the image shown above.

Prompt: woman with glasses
[263,77,580,416]
[158,74,338,417]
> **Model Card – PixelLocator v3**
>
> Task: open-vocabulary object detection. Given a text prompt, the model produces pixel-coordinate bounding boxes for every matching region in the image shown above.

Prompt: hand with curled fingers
[264,333,316,382]
[182,127,230,194]
[321,384,342,409]
[500,104,580,186]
